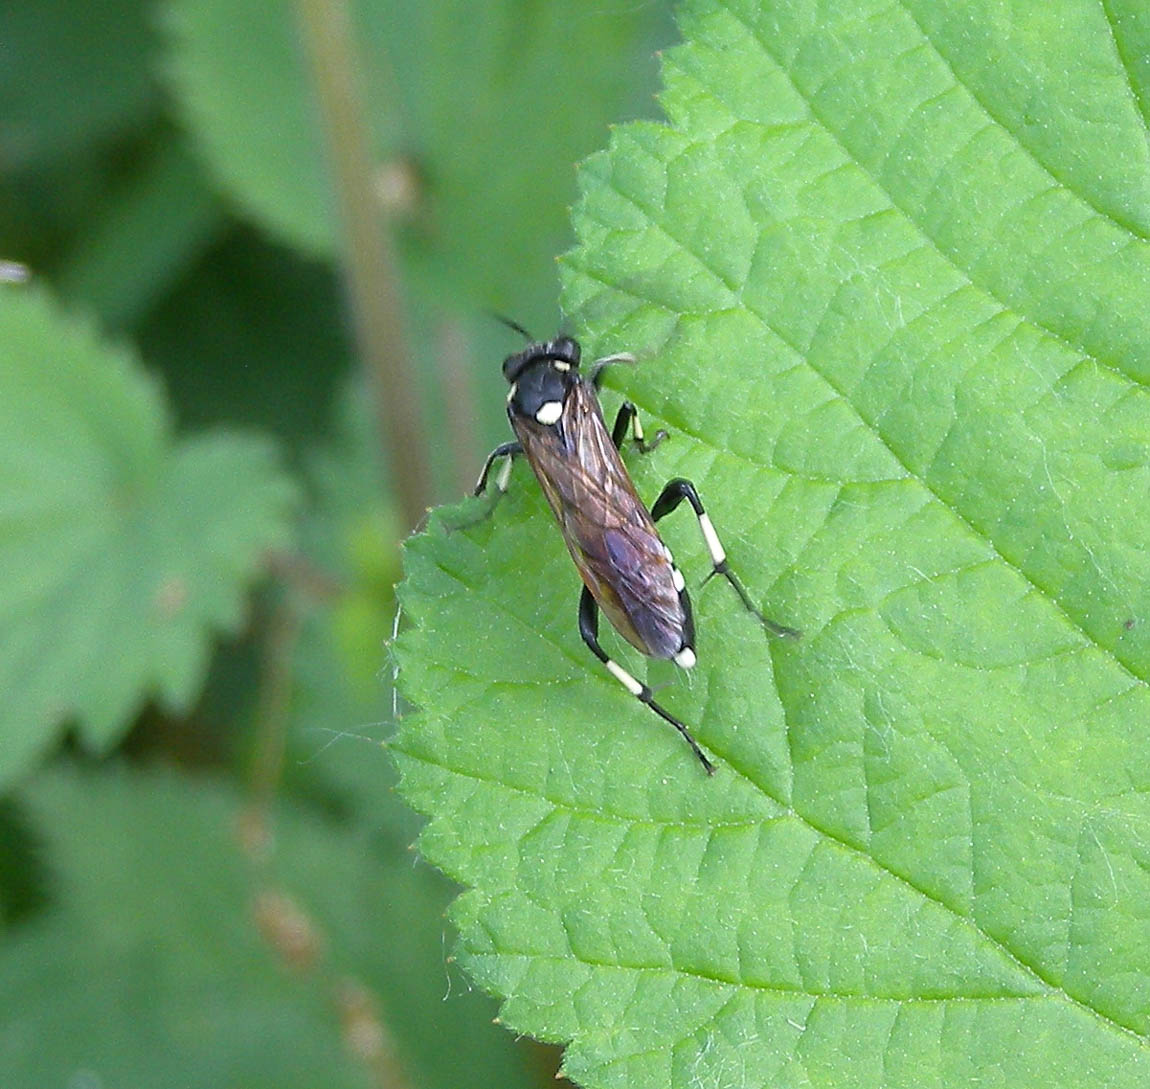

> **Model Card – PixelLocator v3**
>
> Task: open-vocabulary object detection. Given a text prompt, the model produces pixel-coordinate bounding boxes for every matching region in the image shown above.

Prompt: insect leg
[610,402,668,454]
[651,478,801,639]
[587,352,636,389]
[473,441,522,496]
[447,441,522,531]
[578,586,715,774]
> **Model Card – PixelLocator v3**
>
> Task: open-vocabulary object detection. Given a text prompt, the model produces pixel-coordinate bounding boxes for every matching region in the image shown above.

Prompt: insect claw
[637,428,669,454]
[764,618,803,640]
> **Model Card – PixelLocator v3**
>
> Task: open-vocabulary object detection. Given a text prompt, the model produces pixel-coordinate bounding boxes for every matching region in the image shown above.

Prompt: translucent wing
[512,380,687,659]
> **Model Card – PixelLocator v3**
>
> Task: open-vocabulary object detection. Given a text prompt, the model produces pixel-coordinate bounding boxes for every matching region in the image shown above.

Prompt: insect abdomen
[593,528,685,659]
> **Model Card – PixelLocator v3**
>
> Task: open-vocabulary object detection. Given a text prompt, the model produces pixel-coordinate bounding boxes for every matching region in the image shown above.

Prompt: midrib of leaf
[445,808,1118,1031]
[463,953,1047,1006]
[426,743,1133,1034]
[404,748,778,831]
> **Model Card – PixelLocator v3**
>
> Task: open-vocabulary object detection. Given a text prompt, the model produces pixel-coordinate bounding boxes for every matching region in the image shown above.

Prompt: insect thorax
[507,360,571,427]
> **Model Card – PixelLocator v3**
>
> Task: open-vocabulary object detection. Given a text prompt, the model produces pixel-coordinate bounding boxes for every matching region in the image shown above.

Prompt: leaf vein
[595,168,1145,693]
[717,0,1150,383]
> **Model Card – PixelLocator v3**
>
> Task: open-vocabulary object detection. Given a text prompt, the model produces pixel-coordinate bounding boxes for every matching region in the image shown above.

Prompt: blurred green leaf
[0,287,296,788]
[285,378,406,820]
[161,0,668,317]
[0,0,160,170]
[138,226,352,446]
[394,0,1150,1086]
[280,384,546,1086]
[0,764,538,1089]
[54,135,225,331]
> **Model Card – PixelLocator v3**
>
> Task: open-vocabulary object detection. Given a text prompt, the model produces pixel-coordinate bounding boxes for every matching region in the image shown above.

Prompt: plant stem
[295,0,432,530]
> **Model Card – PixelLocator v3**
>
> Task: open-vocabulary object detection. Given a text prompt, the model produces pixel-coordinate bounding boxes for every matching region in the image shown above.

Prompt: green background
[0,0,671,1085]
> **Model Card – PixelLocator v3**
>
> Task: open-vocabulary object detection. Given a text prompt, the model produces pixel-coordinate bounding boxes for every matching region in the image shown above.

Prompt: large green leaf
[0,287,296,788]
[394,0,1150,1086]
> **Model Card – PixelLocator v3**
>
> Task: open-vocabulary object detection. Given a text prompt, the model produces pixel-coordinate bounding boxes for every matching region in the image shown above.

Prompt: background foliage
[2,1,1148,1088]
[0,0,671,1085]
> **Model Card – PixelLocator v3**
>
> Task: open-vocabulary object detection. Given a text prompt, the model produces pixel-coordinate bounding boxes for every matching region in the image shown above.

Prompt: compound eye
[550,336,581,367]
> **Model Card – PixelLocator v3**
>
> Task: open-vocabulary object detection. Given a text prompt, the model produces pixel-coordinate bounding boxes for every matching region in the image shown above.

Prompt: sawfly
[471,324,800,774]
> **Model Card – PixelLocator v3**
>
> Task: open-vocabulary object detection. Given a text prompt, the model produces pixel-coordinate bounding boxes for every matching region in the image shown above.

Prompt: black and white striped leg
[578,586,714,774]
[651,478,801,640]
[449,441,522,531]
[610,401,668,454]
[474,440,522,496]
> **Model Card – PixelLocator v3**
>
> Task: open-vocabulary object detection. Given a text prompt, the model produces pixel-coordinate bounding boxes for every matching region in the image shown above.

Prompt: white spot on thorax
[674,646,696,669]
[535,400,563,425]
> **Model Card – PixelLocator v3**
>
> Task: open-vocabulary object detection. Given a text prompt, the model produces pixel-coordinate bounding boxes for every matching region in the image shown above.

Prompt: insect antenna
[488,312,536,342]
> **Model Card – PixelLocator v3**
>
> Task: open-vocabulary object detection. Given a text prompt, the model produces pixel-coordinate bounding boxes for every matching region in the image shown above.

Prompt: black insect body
[474,333,799,774]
